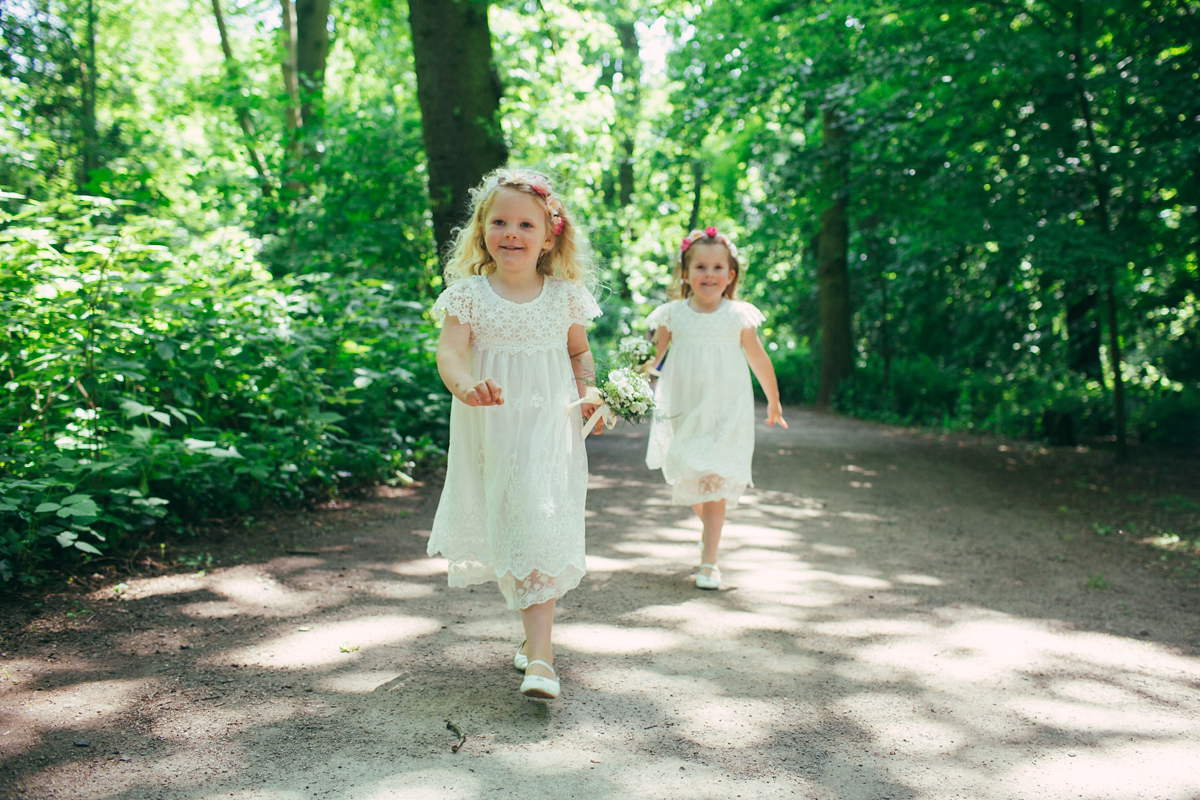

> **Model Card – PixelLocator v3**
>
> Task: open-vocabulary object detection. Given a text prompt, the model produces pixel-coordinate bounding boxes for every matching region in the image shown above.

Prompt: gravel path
[2,408,1199,799]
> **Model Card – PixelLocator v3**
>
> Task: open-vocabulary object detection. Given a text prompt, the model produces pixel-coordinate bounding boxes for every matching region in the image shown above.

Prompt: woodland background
[1,0,1197,584]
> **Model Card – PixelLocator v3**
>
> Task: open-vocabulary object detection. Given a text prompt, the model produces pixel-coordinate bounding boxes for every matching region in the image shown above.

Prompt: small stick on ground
[445,719,466,753]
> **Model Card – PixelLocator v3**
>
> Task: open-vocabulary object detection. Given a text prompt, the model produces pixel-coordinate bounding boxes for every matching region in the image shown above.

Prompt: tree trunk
[78,0,99,190]
[687,159,704,232]
[1065,284,1102,380]
[815,107,853,408]
[280,1,302,150]
[211,0,271,193]
[295,0,331,129]
[614,19,639,208]
[279,0,302,175]
[1071,5,1127,459]
[408,0,507,257]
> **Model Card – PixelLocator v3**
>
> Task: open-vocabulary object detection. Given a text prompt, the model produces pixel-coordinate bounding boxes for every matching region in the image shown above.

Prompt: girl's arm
[567,323,601,431]
[437,315,503,406]
[741,327,788,428]
[651,325,671,372]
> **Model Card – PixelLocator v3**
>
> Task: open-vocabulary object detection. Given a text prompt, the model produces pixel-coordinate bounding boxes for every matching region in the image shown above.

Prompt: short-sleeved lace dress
[645,298,765,507]
[429,274,601,610]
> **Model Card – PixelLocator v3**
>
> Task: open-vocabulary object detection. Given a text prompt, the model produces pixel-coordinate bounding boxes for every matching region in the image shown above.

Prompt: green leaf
[59,499,100,517]
[148,411,171,426]
[120,399,155,418]
[35,502,61,514]
[74,542,102,555]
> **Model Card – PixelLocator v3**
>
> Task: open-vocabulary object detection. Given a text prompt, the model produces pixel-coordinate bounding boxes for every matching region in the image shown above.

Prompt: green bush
[0,197,446,584]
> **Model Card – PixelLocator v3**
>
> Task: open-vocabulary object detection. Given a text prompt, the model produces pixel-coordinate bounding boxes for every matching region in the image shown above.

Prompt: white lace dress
[645,298,765,507]
[428,275,601,610]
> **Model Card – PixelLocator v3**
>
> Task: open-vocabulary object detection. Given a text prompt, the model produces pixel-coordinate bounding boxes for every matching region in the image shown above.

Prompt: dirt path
[2,409,1200,800]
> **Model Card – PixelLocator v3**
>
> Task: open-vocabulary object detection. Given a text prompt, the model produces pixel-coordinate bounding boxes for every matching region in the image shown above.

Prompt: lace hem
[444,560,586,610]
[668,473,748,508]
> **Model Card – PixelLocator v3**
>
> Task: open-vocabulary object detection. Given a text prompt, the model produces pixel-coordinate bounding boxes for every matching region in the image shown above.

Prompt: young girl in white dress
[428,168,601,699]
[645,227,787,590]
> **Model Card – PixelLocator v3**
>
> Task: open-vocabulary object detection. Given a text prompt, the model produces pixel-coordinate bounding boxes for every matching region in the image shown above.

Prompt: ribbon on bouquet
[566,386,617,438]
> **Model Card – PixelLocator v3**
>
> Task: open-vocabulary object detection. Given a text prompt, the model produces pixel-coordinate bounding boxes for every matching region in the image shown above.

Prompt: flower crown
[528,182,566,235]
[680,226,738,258]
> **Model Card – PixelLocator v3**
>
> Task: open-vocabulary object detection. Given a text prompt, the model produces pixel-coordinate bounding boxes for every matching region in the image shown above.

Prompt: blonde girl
[645,227,787,589]
[428,167,601,699]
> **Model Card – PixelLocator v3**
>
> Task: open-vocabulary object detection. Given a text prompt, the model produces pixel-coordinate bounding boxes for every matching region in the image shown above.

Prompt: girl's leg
[692,498,727,575]
[519,598,557,679]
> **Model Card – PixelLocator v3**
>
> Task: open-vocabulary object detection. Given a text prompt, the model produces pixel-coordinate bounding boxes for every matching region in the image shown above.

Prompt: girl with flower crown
[645,227,787,590]
[428,167,602,699]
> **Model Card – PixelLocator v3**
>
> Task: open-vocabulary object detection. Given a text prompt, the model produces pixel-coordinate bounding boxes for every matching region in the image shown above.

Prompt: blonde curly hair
[442,167,593,286]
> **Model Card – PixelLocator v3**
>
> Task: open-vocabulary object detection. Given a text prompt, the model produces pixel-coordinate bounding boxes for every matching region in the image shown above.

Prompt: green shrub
[0,197,446,584]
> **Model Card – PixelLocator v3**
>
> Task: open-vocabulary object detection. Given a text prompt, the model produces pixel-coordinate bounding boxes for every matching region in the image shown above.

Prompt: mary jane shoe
[695,563,721,590]
[520,659,560,699]
[513,640,529,671]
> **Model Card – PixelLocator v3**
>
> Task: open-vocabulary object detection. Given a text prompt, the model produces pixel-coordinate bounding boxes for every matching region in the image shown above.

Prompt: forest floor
[2,408,1200,800]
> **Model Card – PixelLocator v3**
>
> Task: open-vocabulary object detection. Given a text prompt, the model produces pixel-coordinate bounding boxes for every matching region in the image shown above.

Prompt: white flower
[616,336,655,370]
[596,366,655,423]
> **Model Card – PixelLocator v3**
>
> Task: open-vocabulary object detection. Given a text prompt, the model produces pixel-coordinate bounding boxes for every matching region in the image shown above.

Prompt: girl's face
[484,187,553,277]
[683,242,735,302]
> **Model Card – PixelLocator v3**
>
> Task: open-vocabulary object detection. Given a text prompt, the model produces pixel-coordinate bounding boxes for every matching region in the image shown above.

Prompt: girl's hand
[766,402,788,429]
[581,402,602,434]
[461,378,503,407]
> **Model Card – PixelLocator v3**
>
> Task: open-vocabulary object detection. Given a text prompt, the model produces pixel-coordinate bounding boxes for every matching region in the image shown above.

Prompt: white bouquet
[568,366,656,438]
[616,335,655,371]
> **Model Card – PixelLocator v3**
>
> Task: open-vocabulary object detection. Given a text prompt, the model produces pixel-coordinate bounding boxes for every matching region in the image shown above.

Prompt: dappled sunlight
[358,772,484,800]
[151,703,291,742]
[7,415,1199,800]
[217,613,441,669]
[812,618,936,640]
[204,792,308,800]
[557,623,689,654]
[181,567,340,619]
[318,670,408,694]
[582,554,639,573]
[622,601,805,640]
[720,521,803,549]
[810,541,857,557]
[358,580,437,600]
[1002,741,1200,798]
[740,498,827,521]
[893,572,944,586]
[676,698,788,749]
[392,557,451,577]
[1,677,147,733]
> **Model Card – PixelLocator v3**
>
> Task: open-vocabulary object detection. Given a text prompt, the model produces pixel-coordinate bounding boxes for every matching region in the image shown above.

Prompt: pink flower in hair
[530,184,550,198]
[705,226,717,238]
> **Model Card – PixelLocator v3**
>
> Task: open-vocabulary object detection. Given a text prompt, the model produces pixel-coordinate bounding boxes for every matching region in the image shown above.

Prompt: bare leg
[692,498,727,576]
[519,598,557,679]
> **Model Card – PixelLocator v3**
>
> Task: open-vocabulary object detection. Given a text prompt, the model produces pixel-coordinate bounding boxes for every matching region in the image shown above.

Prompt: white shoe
[695,563,721,590]
[520,659,560,699]
[513,640,529,671]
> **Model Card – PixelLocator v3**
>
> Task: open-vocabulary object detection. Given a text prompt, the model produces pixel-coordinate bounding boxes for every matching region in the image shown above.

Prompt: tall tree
[78,0,99,189]
[407,0,507,257]
[211,0,271,192]
[816,107,853,407]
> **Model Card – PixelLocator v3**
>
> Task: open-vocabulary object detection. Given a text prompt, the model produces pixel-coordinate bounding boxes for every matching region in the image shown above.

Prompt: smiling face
[483,187,553,277]
[682,241,738,305]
